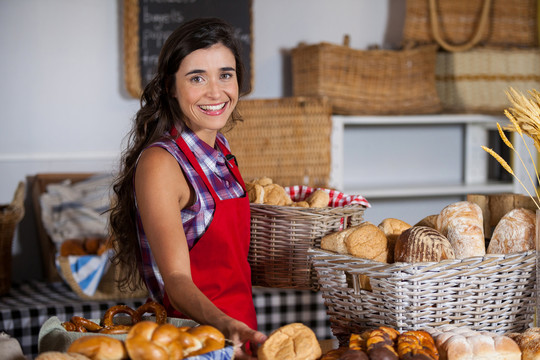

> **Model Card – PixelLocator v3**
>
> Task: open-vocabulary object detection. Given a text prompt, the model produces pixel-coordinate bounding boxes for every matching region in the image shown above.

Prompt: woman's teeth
[200,103,225,111]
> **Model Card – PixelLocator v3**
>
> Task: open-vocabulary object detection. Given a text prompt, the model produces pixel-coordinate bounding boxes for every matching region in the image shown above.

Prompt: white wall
[0,0,455,281]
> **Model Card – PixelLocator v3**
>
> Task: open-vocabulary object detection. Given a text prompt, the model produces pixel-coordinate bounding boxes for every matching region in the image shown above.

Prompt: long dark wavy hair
[109,17,245,291]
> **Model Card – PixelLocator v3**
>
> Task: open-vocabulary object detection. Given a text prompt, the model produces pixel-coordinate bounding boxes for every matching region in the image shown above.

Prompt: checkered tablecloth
[0,281,334,358]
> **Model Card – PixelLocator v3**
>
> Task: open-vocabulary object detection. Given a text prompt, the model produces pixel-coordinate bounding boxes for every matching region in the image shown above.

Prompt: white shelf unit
[329,114,536,199]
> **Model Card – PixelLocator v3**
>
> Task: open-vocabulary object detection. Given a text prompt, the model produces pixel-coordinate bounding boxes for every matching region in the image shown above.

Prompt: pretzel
[61,321,78,332]
[365,328,399,360]
[71,316,102,332]
[135,301,167,324]
[101,304,141,328]
[397,330,439,360]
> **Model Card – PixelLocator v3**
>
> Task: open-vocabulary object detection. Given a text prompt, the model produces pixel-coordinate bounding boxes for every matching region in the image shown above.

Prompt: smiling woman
[109,17,267,359]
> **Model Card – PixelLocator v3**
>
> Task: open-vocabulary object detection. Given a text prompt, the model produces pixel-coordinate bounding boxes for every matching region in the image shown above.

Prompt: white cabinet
[329,114,536,224]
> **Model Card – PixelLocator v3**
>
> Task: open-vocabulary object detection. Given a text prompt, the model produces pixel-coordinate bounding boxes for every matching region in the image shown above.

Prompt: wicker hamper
[435,47,540,114]
[291,37,442,115]
[227,97,332,188]
[309,248,535,346]
[249,188,368,291]
[0,182,25,295]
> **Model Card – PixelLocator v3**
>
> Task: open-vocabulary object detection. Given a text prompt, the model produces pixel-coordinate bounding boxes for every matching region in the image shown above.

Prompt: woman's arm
[134,146,266,358]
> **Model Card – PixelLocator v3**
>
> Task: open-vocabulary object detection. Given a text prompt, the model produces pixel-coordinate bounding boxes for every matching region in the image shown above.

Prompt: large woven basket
[249,188,368,291]
[226,96,332,188]
[435,47,540,114]
[291,37,442,115]
[309,247,535,346]
[0,182,25,295]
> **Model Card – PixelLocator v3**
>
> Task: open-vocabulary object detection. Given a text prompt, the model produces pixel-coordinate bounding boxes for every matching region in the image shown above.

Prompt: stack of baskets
[0,182,25,295]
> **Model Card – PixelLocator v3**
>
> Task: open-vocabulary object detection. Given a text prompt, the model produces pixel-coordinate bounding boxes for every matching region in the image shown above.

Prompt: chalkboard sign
[124,0,253,98]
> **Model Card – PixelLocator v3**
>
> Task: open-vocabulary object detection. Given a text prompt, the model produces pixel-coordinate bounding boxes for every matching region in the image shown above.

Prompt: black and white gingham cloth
[0,281,334,358]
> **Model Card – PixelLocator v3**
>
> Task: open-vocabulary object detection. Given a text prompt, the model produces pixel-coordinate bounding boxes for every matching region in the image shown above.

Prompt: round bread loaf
[345,222,388,262]
[67,335,127,360]
[320,225,362,254]
[437,201,485,259]
[487,208,535,254]
[394,226,455,263]
[258,323,322,360]
[378,218,411,263]
[507,328,540,360]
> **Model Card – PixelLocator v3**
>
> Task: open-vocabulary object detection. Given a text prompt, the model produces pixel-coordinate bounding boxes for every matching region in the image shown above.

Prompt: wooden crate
[467,193,537,238]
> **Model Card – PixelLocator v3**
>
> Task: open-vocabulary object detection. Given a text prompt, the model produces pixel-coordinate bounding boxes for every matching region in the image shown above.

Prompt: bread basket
[249,186,369,291]
[309,246,535,345]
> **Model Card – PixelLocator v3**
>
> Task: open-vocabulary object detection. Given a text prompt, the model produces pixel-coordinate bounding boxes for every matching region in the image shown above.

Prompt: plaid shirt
[135,127,245,301]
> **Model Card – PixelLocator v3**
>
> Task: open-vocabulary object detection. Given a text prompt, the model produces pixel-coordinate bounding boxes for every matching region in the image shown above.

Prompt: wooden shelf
[329,114,534,200]
[343,181,514,199]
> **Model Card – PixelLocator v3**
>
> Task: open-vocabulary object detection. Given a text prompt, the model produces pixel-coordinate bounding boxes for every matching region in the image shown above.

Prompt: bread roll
[36,352,91,360]
[414,214,439,230]
[394,226,455,263]
[67,335,127,360]
[305,189,330,208]
[258,323,321,360]
[263,184,292,206]
[437,201,486,259]
[487,208,536,254]
[430,326,520,360]
[345,222,388,262]
[320,225,362,254]
[507,328,540,360]
[378,218,411,262]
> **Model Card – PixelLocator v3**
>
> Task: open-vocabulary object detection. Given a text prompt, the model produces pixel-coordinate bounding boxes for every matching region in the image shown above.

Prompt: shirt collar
[179,126,226,173]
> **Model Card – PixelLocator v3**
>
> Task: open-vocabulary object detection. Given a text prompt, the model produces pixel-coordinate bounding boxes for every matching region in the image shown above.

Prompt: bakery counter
[0,281,334,358]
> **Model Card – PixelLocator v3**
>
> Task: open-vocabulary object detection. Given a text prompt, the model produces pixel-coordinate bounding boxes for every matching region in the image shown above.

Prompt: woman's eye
[190,75,204,84]
[221,73,234,80]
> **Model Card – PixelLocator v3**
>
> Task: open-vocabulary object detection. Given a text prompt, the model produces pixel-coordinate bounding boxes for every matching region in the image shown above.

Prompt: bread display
[437,201,486,259]
[258,323,322,360]
[394,226,455,263]
[487,208,536,254]
[377,218,411,262]
[429,325,521,360]
[246,177,334,208]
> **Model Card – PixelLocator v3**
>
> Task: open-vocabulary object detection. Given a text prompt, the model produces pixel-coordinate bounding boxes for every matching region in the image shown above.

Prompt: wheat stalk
[482,146,540,209]
[484,87,540,209]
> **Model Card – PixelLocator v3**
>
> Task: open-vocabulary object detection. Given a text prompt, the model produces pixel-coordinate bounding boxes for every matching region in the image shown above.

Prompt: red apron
[162,130,257,331]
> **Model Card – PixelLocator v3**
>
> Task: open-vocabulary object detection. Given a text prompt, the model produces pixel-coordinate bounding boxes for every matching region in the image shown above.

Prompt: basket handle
[428,0,492,52]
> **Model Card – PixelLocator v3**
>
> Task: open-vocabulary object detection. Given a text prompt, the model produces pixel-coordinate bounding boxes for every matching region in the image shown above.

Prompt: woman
[109,17,267,358]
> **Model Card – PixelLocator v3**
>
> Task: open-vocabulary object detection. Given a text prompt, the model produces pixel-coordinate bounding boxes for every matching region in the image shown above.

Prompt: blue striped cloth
[55,249,113,296]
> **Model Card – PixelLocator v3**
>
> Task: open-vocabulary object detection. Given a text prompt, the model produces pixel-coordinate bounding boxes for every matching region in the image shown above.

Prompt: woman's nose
[206,79,221,98]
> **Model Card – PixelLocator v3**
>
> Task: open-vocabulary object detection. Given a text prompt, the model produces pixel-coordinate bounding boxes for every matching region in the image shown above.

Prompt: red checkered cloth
[284,186,371,208]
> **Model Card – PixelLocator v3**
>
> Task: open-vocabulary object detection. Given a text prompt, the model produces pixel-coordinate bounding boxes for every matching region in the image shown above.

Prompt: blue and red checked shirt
[134,126,245,302]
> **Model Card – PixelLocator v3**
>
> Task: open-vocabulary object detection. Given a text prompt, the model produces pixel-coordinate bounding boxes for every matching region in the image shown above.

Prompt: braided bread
[397,330,438,360]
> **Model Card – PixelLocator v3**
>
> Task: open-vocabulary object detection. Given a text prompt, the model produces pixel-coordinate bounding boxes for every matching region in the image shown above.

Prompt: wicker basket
[435,47,540,114]
[249,188,368,291]
[309,247,535,346]
[290,37,442,115]
[0,182,25,295]
[402,0,538,51]
[57,256,148,300]
[226,97,332,188]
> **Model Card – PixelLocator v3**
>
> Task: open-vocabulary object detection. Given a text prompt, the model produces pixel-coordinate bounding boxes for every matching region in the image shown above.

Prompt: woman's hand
[219,317,267,359]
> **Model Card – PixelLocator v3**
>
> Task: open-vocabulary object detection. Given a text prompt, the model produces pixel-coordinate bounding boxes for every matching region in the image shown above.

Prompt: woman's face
[174,43,239,142]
